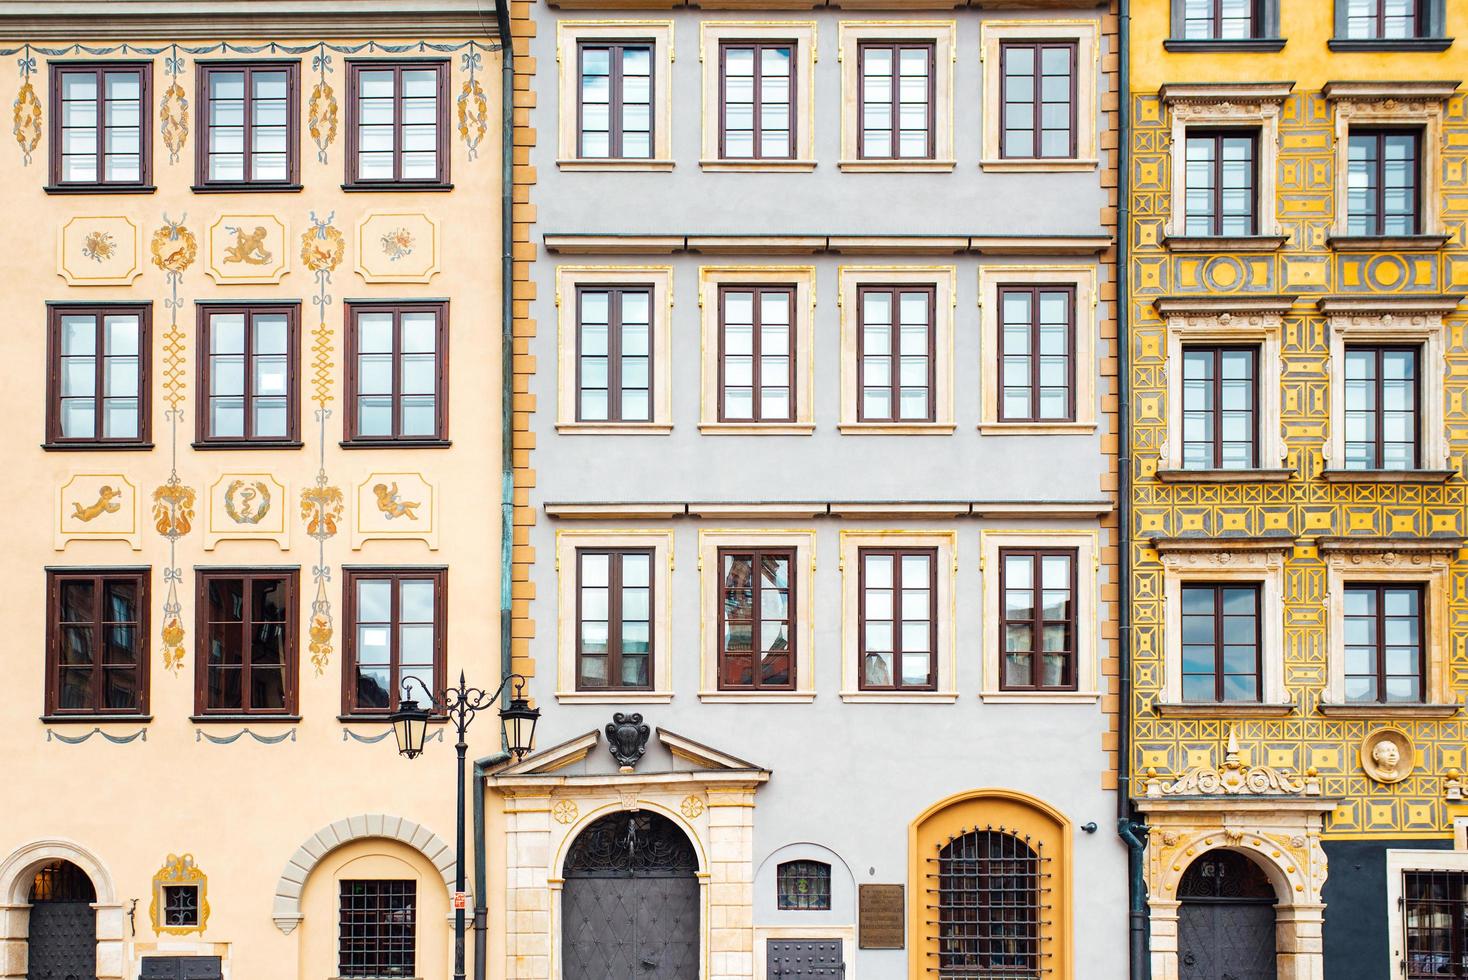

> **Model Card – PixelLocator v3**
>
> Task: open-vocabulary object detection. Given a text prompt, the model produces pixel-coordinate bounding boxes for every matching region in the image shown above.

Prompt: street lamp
[390,671,538,980]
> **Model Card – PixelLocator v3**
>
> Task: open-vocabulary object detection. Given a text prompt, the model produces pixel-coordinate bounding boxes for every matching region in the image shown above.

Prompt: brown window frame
[717,40,796,161]
[856,284,937,423]
[1183,129,1259,237]
[1405,870,1468,980]
[1343,344,1420,470]
[341,568,448,718]
[343,59,451,190]
[1346,128,1422,237]
[1181,0,1265,39]
[998,548,1079,692]
[44,567,150,719]
[716,546,797,692]
[718,284,796,423]
[342,301,449,446]
[1180,344,1259,469]
[194,302,302,448]
[997,284,1076,423]
[998,40,1078,161]
[48,62,153,192]
[193,568,299,718]
[576,41,656,161]
[575,285,653,424]
[856,40,935,161]
[1179,582,1262,703]
[45,302,153,450]
[1344,0,1426,39]
[1344,582,1426,704]
[194,61,301,191]
[576,548,656,692]
[857,547,938,692]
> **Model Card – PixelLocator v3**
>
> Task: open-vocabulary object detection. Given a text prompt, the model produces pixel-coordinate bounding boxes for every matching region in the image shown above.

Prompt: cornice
[1158,81,1295,105]
[0,1,502,40]
[1316,536,1465,558]
[1154,294,1298,318]
[1322,79,1460,103]
[541,233,1114,257]
[1316,294,1463,317]
[1152,535,1296,554]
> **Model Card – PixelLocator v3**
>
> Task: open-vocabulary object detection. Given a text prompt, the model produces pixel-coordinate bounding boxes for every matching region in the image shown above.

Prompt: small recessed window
[162,884,200,928]
[777,860,831,911]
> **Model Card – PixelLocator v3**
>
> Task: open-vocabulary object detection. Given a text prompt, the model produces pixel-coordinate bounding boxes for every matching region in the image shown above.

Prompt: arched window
[933,829,1045,978]
[776,860,831,910]
[1179,850,1275,901]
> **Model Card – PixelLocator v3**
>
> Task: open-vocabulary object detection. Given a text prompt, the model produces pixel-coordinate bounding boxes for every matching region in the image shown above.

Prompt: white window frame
[556,20,675,171]
[979,19,1100,172]
[698,266,816,433]
[837,21,956,172]
[1386,849,1468,980]
[699,21,817,172]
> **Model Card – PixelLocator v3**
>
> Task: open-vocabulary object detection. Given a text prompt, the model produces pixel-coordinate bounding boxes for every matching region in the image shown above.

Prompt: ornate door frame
[0,839,124,980]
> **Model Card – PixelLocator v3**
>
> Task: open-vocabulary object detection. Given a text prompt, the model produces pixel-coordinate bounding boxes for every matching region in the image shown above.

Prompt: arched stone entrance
[25,861,98,980]
[560,810,700,980]
[1176,850,1277,980]
[0,840,122,980]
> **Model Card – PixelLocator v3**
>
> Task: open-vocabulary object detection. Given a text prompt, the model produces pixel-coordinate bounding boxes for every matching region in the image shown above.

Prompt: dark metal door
[26,903,97,980]
[768,939,844,978]
[562,811,700,979]
[1178,902,1277,980]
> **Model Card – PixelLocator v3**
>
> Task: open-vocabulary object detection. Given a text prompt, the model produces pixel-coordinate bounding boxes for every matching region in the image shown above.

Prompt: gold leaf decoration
[159,80,189,163]
[457,77,488,160]
[151,481,196,538]
[308,80,338,162]
[11,79,40,165]
[301,220,345,274]
[150,220,198,275]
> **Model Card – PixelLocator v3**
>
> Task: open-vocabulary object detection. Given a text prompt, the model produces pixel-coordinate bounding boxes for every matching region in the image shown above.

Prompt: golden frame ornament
[149,853,210,936]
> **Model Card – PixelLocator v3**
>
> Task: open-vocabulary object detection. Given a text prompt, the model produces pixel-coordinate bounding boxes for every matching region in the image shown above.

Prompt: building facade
[1125,1,1468,978]
[493,0,1127,976]
[0,3,506,979]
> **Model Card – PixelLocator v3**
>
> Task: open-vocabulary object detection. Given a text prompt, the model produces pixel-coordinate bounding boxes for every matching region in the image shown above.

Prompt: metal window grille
[1405,870,1468,980]
[338,879,417,978]
[162,885,200,927]
[28,861,96,903]
[777,860,832,911]
[928,827,1049,978]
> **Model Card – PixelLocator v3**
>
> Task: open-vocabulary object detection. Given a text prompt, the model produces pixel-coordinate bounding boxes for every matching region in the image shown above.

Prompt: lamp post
[390,671,538,980]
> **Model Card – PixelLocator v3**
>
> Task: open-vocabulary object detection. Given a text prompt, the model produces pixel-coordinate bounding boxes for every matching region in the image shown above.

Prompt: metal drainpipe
[1113,0,1149,975]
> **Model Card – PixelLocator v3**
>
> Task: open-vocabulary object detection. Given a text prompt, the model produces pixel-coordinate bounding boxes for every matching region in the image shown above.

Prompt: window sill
[1316,702,1460,719]
[837,423,957,435]
[699,159,817,173]
[191,714,301,724]
[839,691,958,703]
[1153,701,1295,718]
[1163,37,1287,52]
[555,691,675,704]
[979,422,1096,435]
[1163,234,1288,253]
[979,691,1101,704]
[555,423,674,435]
[557,158,675,172]
[1327,37,1453,51]
[698,691,817,703]
[191,182,304,194]
[1155,467,1295,483]
[339,438,452,449]
[42,441,154,452]
[41,713,152,724]
[838,159,957,173]
[698,422,815,435]
[192,440,304,451]
[979,158,1098,173]
[340,182,454,193]
[44,184,156,195]
[1326,233,1450,251]
[1320,468,1456,484]
[338,714,449,724]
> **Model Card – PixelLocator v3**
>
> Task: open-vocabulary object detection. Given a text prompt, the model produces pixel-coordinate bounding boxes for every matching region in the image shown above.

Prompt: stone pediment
[489,725,769,792]
[1144,731,1321,800]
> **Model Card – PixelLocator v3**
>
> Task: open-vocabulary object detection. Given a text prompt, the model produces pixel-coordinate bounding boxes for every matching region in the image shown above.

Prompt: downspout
[474,2,518,980]
[1113,0,1149,975]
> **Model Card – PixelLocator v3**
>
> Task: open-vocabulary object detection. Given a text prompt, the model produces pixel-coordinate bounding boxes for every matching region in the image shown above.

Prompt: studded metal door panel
[1178,902,1277,980]
[767,939,844,978]
[562,876,700,980]
[26,902,96,980]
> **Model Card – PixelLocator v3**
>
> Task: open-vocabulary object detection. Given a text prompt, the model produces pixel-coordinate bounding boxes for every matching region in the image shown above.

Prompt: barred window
[933,829,1047,979]
[1406,870,1468,980]
[777,860,831,911]
[339,879,416,979]
[163,885,200,927]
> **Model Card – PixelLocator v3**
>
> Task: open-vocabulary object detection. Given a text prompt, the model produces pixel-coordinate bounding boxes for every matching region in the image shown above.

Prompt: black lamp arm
[399,671,531,739]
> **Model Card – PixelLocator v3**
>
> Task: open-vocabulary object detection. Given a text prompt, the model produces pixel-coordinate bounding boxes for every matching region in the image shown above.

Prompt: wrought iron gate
[561,811,700,979]
[27,860,97,980]
[1177,851,1277,980]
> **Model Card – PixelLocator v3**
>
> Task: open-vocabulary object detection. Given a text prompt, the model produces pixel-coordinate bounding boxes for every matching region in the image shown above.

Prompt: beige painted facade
[0,3,505,979]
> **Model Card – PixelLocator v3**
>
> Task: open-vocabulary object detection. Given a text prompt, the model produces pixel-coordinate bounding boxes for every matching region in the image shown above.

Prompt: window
[196,304,299,446]
[717,548,794,691]
[346,60,448,187]
[1180,0,1262,39]
[1345,584,1424,703]
[1000,549,1077,692]
[857,285,935,423]
[50,63,150,189]
[1405,870,1468,980]
[777,861,831,911]
[857,41,933,160]
[577,549,653,691]
[1180,583,1261,702]
[858,548,936,691]
[1347,129,1420,236]
[1000,41,1076,160]
[162,885,201,928]
[344,302,447,444]
[1181,346,1257,469]
[339,880,416,980]
[578,42,653,160]
[935,830,1044,979]
[1343,0,1425,39]
[45,569,148,717]
[46,304,150,447]
[1184,130,1257,236]
[1343,345,1418,470]
[196,62,298,188]
[577,286,652,423]
[719,285,794,422]
[195,570,297,717]
[343,569,445,715]
[719,42,794,161]
[998,286,1074,422]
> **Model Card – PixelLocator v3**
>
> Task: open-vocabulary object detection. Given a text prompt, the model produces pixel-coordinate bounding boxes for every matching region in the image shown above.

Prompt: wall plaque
[858,883,904,949]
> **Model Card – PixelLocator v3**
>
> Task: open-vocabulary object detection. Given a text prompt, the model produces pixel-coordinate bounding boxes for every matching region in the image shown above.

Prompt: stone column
[94,902,125,980]
[504,794,552,980]
[0,904,30,980]
[1276,903,1326,980]
[706,787,755,980]
[1148,899,1181,980]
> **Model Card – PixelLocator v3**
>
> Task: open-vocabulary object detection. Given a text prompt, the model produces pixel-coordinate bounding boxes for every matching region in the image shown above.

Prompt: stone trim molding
[0,838,124,980]
[271,813,458,934]
[1161,86,1288,239]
